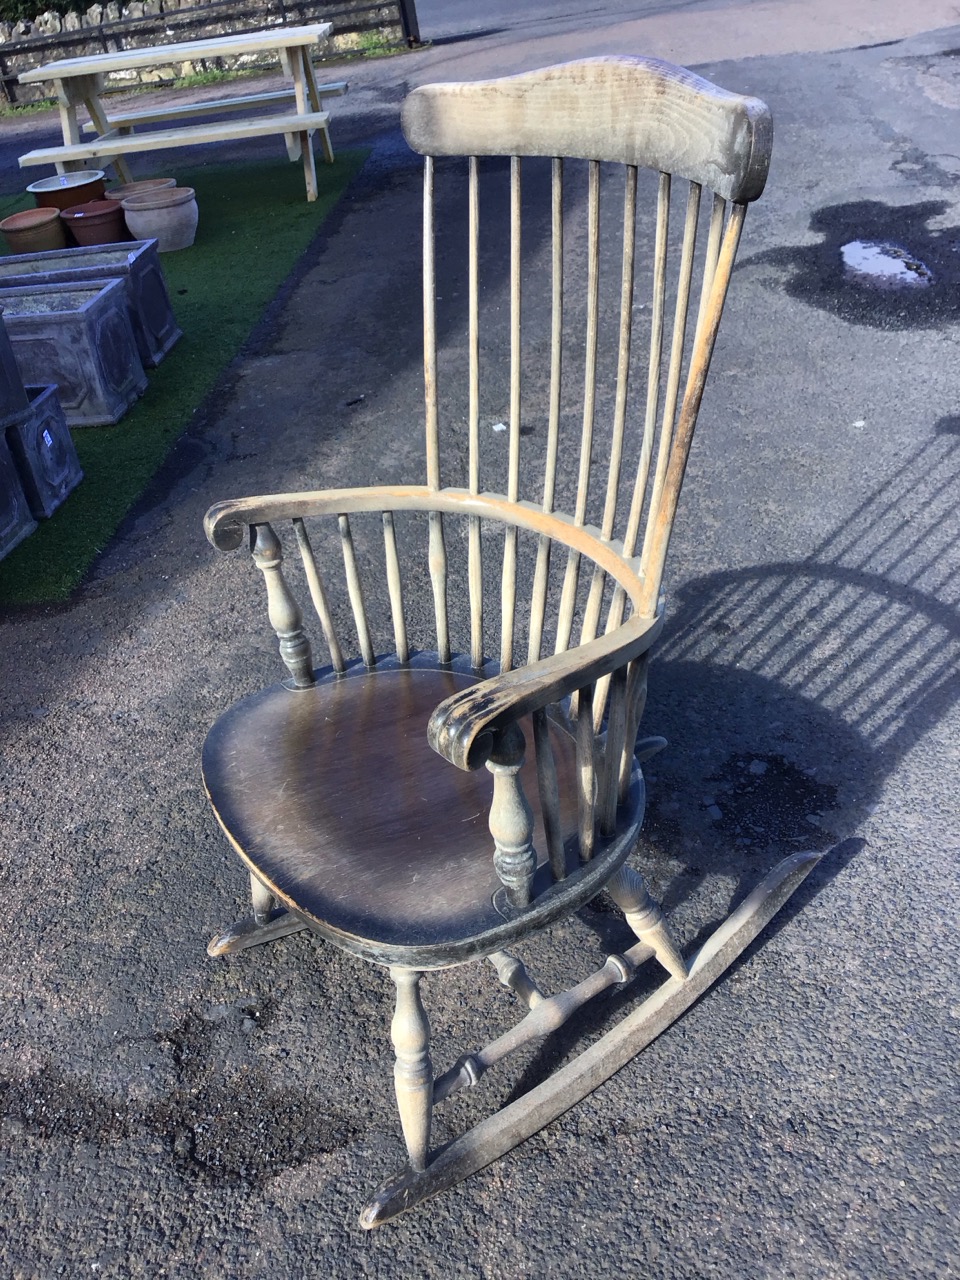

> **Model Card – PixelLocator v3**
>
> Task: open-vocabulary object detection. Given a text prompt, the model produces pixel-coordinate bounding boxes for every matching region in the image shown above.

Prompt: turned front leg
[486,724,537,909]
[250,872,275,926]
[389,967,433,1171]
[606,864,688,981]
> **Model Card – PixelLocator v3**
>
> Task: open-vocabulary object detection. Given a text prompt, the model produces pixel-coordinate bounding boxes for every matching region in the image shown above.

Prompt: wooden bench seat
[80,81,347,133]
[19,108,332,200]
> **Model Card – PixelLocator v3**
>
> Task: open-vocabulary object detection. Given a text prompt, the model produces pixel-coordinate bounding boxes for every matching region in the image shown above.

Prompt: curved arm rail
[427,612,662,771]
[203,485,647,608]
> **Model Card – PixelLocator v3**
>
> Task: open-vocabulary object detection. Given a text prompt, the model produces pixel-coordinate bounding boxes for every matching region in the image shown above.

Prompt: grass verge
[0,148,366,606]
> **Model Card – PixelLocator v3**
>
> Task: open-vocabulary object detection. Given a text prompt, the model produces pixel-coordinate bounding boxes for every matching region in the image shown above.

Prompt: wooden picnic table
[17,23,338,201]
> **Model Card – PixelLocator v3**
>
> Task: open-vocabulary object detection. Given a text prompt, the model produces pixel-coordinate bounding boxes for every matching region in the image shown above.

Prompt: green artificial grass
[0,148,366,605]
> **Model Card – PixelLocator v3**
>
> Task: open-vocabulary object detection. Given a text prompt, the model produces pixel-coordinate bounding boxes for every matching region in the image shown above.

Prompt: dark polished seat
[204,662,579,957]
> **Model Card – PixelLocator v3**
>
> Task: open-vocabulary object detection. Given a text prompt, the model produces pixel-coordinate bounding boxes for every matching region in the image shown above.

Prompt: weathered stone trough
[0,280,146,426]
[0,239,181,369]
[5,383,83,519]
[0,302,29,427]
[0,431,35,560]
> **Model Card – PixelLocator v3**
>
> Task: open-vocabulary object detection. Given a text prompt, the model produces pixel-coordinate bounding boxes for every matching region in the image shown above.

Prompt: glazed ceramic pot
[59,199,128,247]
[105,178,177,203]
[0,207,67,254]
[26,170,106,211]
[121,186,198,252]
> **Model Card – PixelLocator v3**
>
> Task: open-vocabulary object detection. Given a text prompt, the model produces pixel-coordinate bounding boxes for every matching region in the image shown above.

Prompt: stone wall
[0,0,409,102]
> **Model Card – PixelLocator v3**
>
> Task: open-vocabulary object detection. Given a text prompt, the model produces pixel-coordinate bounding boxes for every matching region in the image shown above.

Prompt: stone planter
[0,431,36,561]
[5,383,83,519]
[0,308,30,427]
[0,239,181,370]
[105,178,176,202]
[0,280,147,427]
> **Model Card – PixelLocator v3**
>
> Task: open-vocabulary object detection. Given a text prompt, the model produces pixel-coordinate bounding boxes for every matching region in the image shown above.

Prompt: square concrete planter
[0,239,181,369]
[5,384,83,519]
[0,308,30,428]
[0,430,36,561]
[0,280,147,427]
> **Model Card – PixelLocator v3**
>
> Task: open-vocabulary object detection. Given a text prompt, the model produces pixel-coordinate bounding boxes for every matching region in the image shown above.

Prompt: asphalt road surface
[0,2,958,1276]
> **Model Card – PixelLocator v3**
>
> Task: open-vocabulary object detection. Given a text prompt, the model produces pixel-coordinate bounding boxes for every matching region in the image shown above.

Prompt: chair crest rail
[401,56,772,203]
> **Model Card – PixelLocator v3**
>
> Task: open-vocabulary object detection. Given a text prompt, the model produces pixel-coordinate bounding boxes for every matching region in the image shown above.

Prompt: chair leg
[389,967,433,1172]
[206,872,310,957]
[605,863,688,980]
[487,950,545,1008]
[250,871,275,924]
[207,908,310,957]
[361,850,823,1228]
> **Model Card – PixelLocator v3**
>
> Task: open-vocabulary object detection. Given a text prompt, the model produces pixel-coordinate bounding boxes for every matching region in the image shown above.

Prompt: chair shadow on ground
[507,416,960,1097]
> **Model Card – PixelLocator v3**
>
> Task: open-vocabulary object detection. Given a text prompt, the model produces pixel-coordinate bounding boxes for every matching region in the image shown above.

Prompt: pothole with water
[840,239,934,287]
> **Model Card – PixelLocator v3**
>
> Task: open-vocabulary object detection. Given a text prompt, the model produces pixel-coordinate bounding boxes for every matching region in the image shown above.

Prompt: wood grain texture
[637,201,746,612]
[79,83,347,132]
[250,522,315,689]
[381,511,409,664]
[401,56,771,202]
[200,53,780,1220]
[362,852,822,1227]
[293,517,345,674]
[18,111,331,166]
[389,968,433,1171]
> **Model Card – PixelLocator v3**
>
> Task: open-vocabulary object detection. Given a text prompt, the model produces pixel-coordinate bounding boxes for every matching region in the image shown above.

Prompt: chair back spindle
[292,516,345,674]
[381,511,410,664]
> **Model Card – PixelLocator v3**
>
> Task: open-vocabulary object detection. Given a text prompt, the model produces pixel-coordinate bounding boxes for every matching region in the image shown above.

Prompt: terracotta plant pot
[26,170,106,211]
[122,186,198,252]
[104,178,177,202]
[59,199,128,247]
[0,207,67,254]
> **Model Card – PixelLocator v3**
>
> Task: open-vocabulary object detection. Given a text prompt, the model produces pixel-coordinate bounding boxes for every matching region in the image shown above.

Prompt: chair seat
[202,664,580,959]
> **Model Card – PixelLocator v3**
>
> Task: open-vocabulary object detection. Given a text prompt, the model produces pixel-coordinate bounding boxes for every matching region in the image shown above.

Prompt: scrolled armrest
[428,613,663,771]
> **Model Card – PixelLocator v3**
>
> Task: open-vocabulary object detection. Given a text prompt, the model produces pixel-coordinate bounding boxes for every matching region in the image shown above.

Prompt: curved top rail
[204,485,648,612]
[401,56,772,203]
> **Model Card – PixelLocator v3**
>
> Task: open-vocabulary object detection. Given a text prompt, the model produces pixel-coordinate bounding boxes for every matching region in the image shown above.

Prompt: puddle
[840,239,933,287]
[0,1008,359,1188]
[706,753,837,850]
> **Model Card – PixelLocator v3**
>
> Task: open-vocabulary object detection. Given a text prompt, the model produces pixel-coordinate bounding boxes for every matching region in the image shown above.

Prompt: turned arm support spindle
[251,522,315,688]
[486,723,537,909]
[487,950,545,1008]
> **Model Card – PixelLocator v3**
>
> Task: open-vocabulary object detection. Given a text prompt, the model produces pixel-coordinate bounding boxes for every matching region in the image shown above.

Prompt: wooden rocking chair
[201,57,819,1226]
